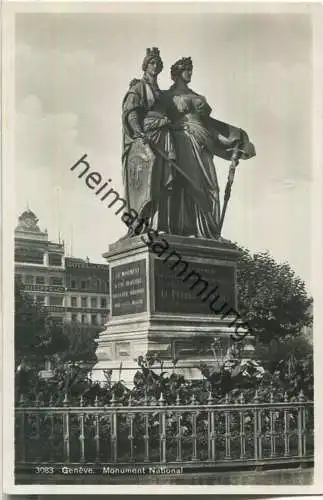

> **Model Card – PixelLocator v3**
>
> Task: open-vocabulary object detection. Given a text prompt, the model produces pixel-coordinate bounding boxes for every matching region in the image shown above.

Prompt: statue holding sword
[121,48,255,239]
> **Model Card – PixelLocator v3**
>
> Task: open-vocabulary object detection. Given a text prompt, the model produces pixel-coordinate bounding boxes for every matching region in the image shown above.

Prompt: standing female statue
[122,48,175,234]
[122,51,255,239]
[163,57,255,238]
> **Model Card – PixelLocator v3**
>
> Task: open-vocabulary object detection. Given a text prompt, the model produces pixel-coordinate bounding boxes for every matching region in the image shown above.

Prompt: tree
[236,247,312,344]
[15,278,68,368]
[60,322,99,365]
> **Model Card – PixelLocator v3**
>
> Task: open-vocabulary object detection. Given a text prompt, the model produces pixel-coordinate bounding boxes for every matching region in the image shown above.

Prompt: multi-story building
[65,257,109,329]
[15,209,109,330]
[15,209,66,323]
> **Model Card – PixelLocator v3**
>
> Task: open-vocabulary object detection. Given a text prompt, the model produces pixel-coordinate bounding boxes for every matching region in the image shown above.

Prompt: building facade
[65,257,109,328]
[15,210,109,330]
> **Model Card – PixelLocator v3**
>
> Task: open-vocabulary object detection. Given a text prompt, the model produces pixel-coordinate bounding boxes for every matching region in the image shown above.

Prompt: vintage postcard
[2,0,323,495]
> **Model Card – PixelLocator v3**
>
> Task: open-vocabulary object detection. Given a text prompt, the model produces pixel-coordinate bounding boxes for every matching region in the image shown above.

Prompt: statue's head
[142,47,163,77]
[170,57,193,84]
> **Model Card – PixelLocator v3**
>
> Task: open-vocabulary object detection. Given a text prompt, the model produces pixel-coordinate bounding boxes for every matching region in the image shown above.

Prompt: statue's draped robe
[122,78,174,232]
[162,87,255,238]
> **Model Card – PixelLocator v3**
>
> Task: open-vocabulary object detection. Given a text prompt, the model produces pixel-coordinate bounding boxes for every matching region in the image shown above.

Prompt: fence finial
[298,389,305,402]
[239,392,244,405]
[128,393,133,407]
[79,395,84,407]
[176,392,180,406]
[111,391,116,407]
[94,395,99,407]
[284,391,288,403]
[254,389,259,403]
[191,393,197,406]
[207,391,213,405]
[159,392,165,406]
[63,393,69,406]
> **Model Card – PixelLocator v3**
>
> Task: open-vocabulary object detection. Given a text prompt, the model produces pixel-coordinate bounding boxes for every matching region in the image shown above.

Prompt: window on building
[71,279,77,289]
[71,296,77,307]
[35,276,45,284]
[49,276,63,286]
[91,297,97,308]
[25,275,34,284]
[49,296,63,306]
[100,297,107,309]
[91,314,98,325]
[101,314,107,325]
[81,297,87,308]
[71,313,78,322]
[48,254,62,266]
[15,274,23,282]
[36,295,45,305]
[15,248,44,264]
[53,316,64,325]
[81,314,87,324]
[81,280,87,289]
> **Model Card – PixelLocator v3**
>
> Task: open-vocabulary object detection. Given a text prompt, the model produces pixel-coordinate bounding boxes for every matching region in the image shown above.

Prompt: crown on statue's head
[145,47,160,58]
[142,47,163,72]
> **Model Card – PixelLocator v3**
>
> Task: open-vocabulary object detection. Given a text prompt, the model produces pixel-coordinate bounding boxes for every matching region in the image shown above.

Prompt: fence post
[269,389,276,458]
[176,392,182,462]
[159,392,166,464]
[79,395,85,463]
[253,390,260,460]
[34,394,41,463]
[48,395,55,462]
[239,393,246,459]
[18,394,26,463]
[283,392,290,457]
[207,391,215,461]
[63,393,70,462]
[224,394,231,460]
[110,391,118,462]
[297,390,305,457]
[94,395,100,462]
[127,394,134,462]
[191,394,198,461]
[143,391,149,462]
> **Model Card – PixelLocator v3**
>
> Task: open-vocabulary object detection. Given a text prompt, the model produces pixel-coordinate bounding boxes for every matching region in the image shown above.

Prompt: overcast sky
[15,8,313,293]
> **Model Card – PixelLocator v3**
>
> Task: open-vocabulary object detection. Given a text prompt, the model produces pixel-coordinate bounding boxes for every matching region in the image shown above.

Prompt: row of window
[15,251,62,266]
[33,295,108,308]
[71,313,106,326]
[35,295,63,306]
[70,296,107,309]
[16,274,109,290]
[68,278,109,291]
[16,274,64,286]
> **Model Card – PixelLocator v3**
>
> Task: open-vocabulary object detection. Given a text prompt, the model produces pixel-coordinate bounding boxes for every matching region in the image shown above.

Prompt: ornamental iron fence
[15,390,314,469]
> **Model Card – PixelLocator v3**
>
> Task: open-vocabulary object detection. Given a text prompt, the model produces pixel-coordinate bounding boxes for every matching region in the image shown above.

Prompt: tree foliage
[15,278,68,367]
[60,323,98,365]
[236,247,312,343]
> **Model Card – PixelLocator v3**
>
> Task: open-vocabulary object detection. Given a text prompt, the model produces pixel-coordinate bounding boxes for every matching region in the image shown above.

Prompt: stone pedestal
[92,234,247,385]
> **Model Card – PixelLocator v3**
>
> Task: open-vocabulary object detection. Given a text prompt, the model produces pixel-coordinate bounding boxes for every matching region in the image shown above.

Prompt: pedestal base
[92,234,248,386]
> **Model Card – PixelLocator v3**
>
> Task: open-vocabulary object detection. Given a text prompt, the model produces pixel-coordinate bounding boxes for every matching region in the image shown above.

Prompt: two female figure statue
[122,47,255,240]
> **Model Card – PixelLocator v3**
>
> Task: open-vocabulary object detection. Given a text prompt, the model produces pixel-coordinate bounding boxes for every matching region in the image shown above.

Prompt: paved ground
[16,467,313,485]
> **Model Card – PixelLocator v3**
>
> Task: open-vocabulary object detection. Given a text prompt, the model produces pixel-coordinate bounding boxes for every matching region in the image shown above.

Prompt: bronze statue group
[122,47,255,240]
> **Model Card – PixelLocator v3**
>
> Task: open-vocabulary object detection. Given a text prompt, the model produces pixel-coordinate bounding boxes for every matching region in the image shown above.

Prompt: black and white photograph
[2,1,323,494]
